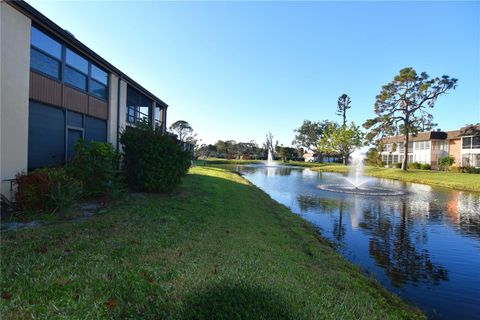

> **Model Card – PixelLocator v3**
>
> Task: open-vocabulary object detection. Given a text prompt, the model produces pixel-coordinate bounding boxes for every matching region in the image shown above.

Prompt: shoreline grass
[0,167,424,319]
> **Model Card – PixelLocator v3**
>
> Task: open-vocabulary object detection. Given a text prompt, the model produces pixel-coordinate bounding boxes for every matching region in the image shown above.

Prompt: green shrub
[439,156,455,171]
[449,165,462,173]
[461,166,480,174]
[366,147,386,167]
[420,163,431,170]
[393,162,402,168]
[408,162,422,170]
[120,123,191,192]
[67,141,124,200]
[15,168,82,213]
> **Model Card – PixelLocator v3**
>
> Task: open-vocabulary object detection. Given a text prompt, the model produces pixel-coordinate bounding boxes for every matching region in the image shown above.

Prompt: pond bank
[0,167,424,319]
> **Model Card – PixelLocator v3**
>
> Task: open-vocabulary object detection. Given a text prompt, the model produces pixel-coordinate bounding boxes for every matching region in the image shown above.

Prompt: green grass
[311,165,480,192]
[1,167,424,319]
[283,161,344,168]
[195,158,264,165]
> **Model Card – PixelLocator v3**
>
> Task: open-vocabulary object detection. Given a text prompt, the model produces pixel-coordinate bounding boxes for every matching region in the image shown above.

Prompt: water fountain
[318,149,405,196]
[266,149,276,166]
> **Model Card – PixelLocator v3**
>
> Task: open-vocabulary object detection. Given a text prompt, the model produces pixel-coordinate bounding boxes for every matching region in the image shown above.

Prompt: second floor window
[463,136,480,149]
[30,26,109,101]
[30,26,62,79]
[127,86,151,124]
[90,64,108,100]
[65,49,88,90]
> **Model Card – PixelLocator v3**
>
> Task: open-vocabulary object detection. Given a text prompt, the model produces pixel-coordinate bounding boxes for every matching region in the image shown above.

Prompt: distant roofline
[7,0,168,108]
[379,124,480,143]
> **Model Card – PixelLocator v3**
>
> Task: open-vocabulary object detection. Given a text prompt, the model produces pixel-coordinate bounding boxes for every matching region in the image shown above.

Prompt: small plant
[439,156,455,171]
[366,147,383,167]
[449,165,462,173]
[393,162,402,168]
[15,168,82,213]
[408,162,422,170]
[120,122,191,192]
[420,163,431,170]
[67,141,124,200]
[461,166,480,174]
[14,170,51,211]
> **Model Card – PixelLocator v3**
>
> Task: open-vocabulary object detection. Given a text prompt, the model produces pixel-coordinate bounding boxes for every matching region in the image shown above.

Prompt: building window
[474,136,480,149]
[30,26,109,100]
[30,26,62,79]
[154,105,162,129]
[463,136,480,149]
[64,49,88,90]
[462,137,472,149]
[433,141,449,151]
[127,86,151,124]
[90,64,108,100]
[462,153,480,167]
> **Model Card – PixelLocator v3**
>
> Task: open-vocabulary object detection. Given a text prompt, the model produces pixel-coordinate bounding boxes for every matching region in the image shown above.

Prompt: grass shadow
[179,282,296,320]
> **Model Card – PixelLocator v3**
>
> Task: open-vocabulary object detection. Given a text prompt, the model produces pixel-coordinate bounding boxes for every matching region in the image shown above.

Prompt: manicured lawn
[195,158,264,165]
[283,161,344,168]
[0,167,424,319]
[311,165,480,192]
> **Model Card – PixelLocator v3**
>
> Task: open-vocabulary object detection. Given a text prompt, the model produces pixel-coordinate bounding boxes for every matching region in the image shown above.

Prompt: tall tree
[264,132,278,154]
[336,94,351,126]
[169,120,196,143]
[363,67,457,171]
[292,120,331,156]
[318,122,363,165]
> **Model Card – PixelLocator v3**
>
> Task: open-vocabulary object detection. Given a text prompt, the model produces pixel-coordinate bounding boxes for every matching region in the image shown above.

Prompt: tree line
[172,67,457,171]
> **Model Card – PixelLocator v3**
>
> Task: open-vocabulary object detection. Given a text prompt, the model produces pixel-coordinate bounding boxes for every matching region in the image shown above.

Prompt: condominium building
[1,1,169,197]
[379,124,480,169]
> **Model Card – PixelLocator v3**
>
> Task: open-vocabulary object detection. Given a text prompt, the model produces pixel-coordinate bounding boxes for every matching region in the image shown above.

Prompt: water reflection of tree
[332,201,346,241]
[297,195,338,213]
[361,200,448,287]
[296,196,346,241]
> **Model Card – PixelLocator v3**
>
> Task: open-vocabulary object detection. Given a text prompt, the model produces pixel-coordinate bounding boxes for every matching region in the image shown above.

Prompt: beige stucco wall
[117,79,127,150]
[0,2,31,198]
[107,73,119,147]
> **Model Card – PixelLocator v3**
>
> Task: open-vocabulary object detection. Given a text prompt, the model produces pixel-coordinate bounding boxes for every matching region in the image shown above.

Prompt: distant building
[302,153,318,162]
[302,152,338,163]
[379,124,480,168]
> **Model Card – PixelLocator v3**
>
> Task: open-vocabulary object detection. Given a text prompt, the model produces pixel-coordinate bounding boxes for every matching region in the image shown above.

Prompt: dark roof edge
[8,0,168,108]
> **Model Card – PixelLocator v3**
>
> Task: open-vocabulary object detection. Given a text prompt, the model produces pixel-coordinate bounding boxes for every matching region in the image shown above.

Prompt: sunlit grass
[1,167,424,319]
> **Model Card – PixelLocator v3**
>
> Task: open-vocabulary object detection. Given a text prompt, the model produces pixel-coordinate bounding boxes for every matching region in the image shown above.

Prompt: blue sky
[28,1,479,146]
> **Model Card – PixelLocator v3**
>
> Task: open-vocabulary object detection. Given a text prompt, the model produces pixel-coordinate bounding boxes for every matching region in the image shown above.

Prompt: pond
[228,164,480,319]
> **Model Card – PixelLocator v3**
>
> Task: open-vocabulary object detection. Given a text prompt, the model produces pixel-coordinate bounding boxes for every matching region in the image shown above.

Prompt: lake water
[230,164,480,319]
